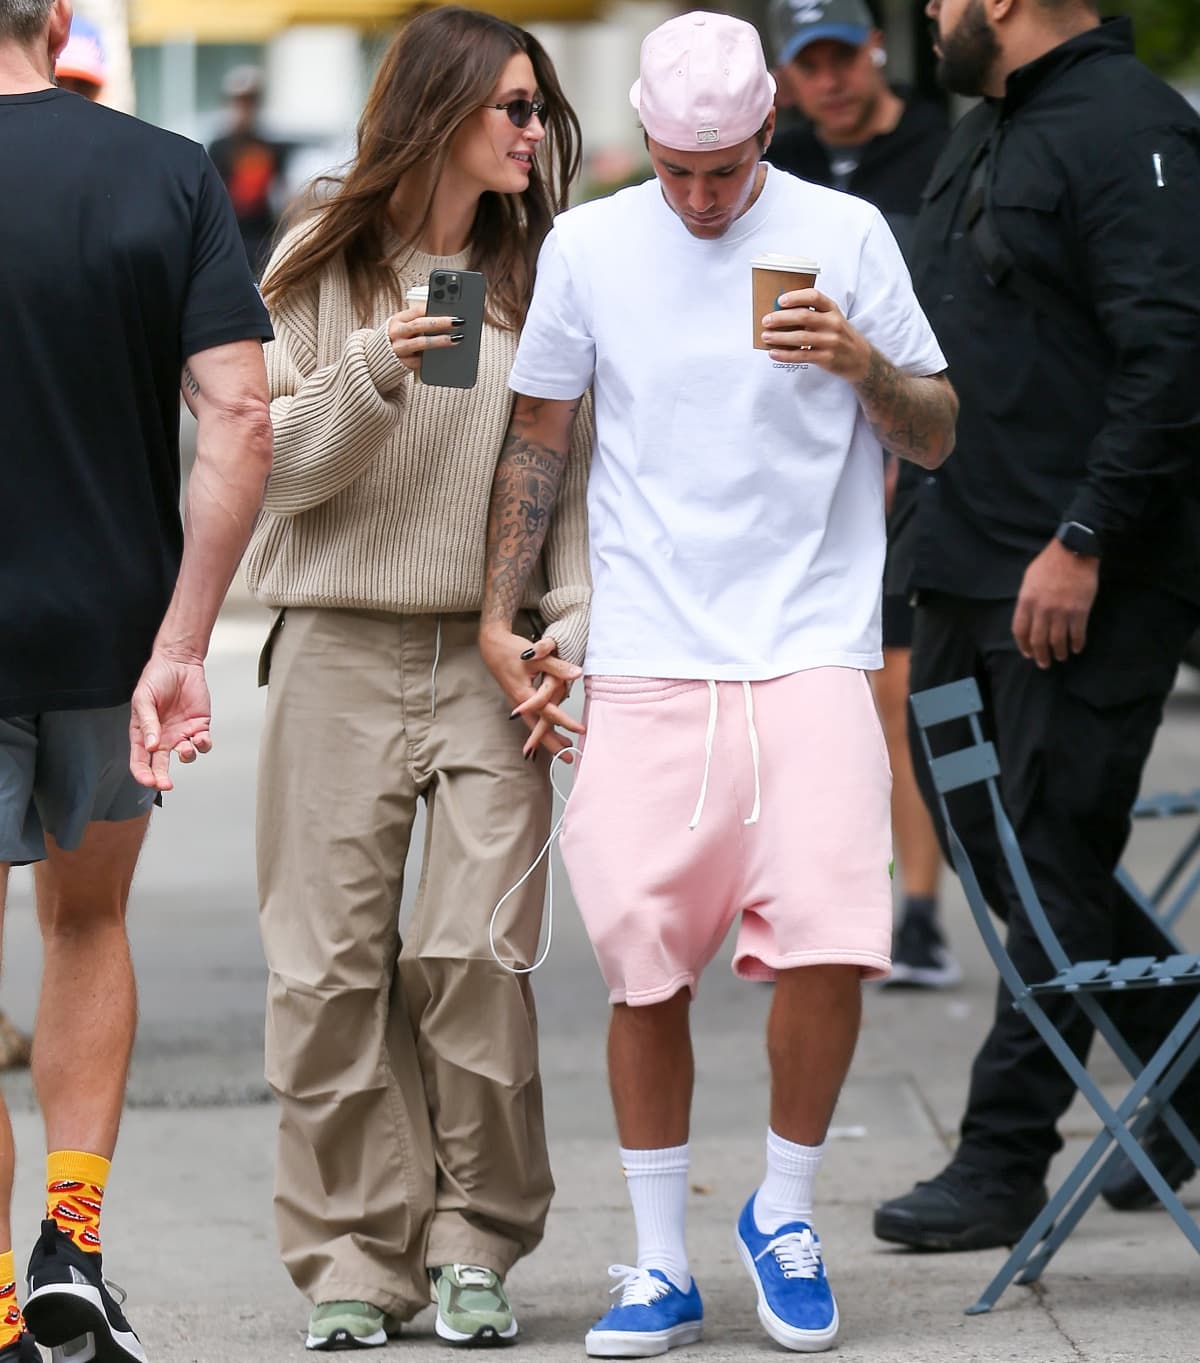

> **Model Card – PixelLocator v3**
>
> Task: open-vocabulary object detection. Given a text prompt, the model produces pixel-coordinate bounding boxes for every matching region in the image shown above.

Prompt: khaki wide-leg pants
[257,607,555,1318]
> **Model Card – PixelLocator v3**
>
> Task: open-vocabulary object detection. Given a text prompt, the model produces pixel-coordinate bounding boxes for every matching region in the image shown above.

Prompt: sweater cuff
[363,324,412,398]
[543,606,589,668]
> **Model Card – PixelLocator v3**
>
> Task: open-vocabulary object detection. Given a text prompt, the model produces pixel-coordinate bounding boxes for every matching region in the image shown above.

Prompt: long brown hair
[263,7,581,330]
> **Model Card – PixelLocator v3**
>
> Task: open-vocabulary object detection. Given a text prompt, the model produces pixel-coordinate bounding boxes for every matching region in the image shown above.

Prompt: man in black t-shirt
[0,3,272,1359]
[764,0,958,992]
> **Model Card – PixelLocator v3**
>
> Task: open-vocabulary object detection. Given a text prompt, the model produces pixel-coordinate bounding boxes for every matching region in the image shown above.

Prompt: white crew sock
[620,1144,691,1292]
[753,1128,825,1234]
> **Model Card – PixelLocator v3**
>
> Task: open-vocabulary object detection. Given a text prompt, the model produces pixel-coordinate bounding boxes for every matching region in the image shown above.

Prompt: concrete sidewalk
[1,630,1198,1361]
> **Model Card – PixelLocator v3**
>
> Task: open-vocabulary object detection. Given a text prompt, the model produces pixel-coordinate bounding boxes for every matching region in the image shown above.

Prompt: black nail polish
[520,648,536,660]
[509,710,519,720]
[452,316,466,325]
[450,333,465,344]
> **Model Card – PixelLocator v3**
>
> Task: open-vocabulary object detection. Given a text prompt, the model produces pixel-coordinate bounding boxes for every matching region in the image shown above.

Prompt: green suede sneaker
[305,1300,397,1350]
[430,1265,518,1346]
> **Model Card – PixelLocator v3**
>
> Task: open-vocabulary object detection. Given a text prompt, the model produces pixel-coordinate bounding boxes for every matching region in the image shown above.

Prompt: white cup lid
[407,284,429,300]
[750,253,820,273]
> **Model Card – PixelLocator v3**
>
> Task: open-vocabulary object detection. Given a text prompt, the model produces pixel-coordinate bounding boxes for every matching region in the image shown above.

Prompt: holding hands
[479,626,584,761]
[760,288,872,381]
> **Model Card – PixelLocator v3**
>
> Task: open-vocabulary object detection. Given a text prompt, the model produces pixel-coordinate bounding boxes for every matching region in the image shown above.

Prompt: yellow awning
[130,0,605,45]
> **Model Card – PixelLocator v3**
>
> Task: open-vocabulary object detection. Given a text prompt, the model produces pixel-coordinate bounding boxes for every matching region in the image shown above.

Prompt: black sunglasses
[483,98,546,129]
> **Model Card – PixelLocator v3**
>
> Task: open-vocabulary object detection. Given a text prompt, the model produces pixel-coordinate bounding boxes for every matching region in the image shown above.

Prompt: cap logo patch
[696,128,720,143]
[788,0,828,20]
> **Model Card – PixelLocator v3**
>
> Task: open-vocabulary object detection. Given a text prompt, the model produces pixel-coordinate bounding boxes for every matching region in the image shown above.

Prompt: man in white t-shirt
[480,11,955,1356]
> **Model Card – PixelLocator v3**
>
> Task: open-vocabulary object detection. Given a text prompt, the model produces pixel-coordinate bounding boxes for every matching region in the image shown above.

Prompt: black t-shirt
[0,88,273,717]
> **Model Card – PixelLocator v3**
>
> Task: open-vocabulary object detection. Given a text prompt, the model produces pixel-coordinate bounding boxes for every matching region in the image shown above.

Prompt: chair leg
[967,992,1200,1313]
[1016,1102,1162,1286]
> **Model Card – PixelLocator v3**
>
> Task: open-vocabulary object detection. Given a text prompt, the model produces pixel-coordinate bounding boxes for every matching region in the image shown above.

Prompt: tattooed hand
[761,288,958,469]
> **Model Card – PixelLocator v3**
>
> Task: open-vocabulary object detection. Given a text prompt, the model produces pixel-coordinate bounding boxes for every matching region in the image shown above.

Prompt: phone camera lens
[432,288,446,300]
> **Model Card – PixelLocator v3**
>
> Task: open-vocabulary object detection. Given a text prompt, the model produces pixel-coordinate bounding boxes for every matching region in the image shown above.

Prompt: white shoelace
[689,680,762,830]
[489,745,580,975]
[756,1228,823,1280]
[605,1264,671,1307]
[430,617,443,717]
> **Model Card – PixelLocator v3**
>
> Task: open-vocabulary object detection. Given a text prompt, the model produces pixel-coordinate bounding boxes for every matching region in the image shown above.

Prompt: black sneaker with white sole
[883,906,962,990]
[24,1220,146,1363]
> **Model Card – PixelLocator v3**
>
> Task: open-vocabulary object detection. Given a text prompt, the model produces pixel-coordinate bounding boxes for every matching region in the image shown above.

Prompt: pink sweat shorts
[559,667,894,1006]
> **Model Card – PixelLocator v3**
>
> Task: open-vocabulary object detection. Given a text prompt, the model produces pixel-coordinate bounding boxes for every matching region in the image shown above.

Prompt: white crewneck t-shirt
[509,166,946,680]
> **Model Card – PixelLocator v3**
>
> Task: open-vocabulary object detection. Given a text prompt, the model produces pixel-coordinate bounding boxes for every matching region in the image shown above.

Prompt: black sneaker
[24,1220,145,1363]
[0,1331,41,1362]
[883,907,962,990]
[1100,1120,1198,1211]
[874,1163,1047,1251]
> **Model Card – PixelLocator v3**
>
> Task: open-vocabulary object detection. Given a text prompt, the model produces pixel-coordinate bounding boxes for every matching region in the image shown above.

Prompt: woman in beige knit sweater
[244,9,591,1350]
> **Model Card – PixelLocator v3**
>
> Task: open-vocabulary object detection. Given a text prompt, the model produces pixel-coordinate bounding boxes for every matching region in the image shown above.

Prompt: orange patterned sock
[47,1150,111,1255]
[0,1251,24,1352]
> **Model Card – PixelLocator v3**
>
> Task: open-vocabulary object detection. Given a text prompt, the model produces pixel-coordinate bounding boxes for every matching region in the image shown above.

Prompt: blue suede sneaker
[584,1265,703,1358]
[735,1195,839,1352]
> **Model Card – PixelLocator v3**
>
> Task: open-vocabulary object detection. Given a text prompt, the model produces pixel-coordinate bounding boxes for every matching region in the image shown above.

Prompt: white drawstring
[688,680,719,831]
[742,680,761,826]
[430,617,443,717]
[489,745,580,975]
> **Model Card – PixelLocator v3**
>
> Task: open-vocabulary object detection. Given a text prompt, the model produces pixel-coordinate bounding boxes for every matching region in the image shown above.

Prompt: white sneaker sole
[735,1236,839,1353]
[304,1326,387,1349]
[434,1313,519,1345]
[584,1321,703,1358]
[24,1281,147,1363]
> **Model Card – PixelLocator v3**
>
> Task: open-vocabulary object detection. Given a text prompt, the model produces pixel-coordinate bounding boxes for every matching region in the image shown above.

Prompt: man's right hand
[479,624,584,761]
[129,650,214,791]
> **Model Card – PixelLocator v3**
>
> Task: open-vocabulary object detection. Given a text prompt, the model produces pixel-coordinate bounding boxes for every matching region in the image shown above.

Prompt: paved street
[3,605,1199,1361]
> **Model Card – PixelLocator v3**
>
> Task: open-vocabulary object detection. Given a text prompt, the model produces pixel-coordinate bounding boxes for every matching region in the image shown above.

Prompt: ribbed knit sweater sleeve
[262,303,412,517]
[538,388,594,666]
[243,239,592,633]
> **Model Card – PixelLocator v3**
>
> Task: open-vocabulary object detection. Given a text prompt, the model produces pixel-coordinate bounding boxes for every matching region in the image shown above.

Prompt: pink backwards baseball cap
[630,11,777,153]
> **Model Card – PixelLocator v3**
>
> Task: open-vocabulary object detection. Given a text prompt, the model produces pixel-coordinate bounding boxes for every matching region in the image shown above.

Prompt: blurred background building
[68,1,1197,206]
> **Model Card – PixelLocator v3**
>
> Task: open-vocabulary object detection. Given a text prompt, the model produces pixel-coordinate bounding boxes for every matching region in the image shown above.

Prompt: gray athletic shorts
[0,706,157,865]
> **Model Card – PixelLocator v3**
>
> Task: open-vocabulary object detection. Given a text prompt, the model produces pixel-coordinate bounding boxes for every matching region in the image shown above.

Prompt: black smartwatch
[1055,520,1100,557]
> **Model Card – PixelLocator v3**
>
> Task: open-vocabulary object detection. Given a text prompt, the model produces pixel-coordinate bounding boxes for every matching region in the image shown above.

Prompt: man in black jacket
[874,0,1200,1251]
[766,0,961,991]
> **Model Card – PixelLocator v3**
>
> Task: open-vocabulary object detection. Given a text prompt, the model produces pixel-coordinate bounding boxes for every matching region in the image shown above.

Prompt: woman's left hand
[479,627,584,761]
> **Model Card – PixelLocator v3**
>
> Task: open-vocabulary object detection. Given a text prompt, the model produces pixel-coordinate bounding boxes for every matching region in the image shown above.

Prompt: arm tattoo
[855,351,956,469]
[182,366,201,400]
[483,397,581,627]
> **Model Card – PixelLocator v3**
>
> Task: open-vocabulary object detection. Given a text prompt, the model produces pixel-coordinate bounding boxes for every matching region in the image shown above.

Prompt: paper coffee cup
[407,283,429,307]
[751,254,820,351]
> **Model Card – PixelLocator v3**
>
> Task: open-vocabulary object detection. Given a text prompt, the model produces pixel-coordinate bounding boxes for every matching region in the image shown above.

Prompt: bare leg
[607,989,693,1149]
[32,817,148,1158]
[0,867,13,1252]
[768,967,862,1145]
[872,647,942,899]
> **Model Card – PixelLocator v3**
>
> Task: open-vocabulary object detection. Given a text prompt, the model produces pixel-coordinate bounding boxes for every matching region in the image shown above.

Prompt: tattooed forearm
[855,351,957,469]
[483,396,581,627]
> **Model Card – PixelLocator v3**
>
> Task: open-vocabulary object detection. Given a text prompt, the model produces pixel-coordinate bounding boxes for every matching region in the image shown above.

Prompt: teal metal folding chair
[1116,788,1200,950]
[910,678,1200,1315]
